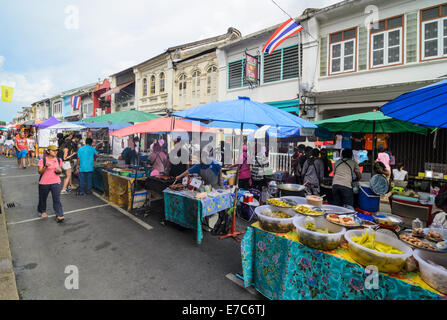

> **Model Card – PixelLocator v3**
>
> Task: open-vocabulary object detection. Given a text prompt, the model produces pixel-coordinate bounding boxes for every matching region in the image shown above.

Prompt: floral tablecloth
[241,223,445,300]
[163,189,234,244]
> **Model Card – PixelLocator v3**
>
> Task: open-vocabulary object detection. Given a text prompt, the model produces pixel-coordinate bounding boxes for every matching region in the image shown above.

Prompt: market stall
[173,96,317,243]
[240,195,447,300]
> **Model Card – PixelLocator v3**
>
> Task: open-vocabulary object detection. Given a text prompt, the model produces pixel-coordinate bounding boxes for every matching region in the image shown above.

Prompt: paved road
[0,158,262,300]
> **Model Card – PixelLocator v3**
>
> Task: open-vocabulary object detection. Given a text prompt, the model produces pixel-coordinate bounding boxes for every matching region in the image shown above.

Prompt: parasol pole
[372,120,376,174]
[220,122,245,242]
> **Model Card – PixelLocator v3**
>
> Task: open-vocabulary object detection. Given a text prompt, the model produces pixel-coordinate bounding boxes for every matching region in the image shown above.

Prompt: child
[4,134,14,158]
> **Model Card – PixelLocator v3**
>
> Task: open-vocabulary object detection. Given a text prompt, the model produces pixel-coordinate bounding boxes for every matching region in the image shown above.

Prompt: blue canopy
[206,121,259,130]
[380,79,447,128]
[173,96,316,129]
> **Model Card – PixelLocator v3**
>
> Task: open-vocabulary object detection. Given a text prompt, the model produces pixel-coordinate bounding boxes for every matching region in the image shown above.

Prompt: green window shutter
[282,45,299,80]
[263,50,282,83]
[320,37,328,76]
[358,26,368,70]
[406,12,418,63]
[228,60,243,89]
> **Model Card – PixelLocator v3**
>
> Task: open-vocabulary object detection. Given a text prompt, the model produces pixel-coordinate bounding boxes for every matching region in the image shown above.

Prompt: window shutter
[282,46,299,79]
[263,50,282,83]
[228,60,243,89]
[358,26,368,70]
[406,12,418,63]
[320,37,328,76]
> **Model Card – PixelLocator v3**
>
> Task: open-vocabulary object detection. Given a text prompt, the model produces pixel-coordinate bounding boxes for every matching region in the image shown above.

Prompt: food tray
[325,213,363,228]
[293,204,325,216]
[398,229,447,253]
[255,205,296,233]
[293,216,346,251]
[345,229,413,273]
[320,205,356,215]
[372,213,403,227]
[266,198,295,208]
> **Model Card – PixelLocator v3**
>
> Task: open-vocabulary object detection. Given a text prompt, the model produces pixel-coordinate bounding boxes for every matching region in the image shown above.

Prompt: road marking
[225,273,259,296]
[92,191,153,231]
[7,204,110,225]
[0,174,39,179]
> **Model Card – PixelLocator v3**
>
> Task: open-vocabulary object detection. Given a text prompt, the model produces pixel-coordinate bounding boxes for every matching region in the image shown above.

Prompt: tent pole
[372,120,376,174]
[220,122,245,242]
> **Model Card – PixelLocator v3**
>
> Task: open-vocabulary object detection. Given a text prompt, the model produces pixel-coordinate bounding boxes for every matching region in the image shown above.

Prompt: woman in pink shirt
[376,146,391,179]
[37,145,64,223]
[237,145,252,190]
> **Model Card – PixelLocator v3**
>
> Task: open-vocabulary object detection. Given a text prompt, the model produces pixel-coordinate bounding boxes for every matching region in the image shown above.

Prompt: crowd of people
[0,130,37,168]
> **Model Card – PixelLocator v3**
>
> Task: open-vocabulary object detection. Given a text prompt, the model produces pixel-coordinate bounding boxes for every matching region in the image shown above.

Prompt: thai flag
[262,18,303,55]
[71,96,81,110]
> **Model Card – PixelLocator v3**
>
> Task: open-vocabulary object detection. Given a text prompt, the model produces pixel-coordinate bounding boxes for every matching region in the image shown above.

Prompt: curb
[0,180,20,300]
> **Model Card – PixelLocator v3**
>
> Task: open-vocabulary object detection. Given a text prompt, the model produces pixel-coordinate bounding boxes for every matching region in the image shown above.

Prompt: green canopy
[313,111,430,135]
[82,109,161,124]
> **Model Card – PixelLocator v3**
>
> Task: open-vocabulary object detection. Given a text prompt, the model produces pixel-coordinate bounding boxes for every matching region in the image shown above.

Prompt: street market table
[106,171,147,211]
[163,189,235,244]
[241,222,446,300]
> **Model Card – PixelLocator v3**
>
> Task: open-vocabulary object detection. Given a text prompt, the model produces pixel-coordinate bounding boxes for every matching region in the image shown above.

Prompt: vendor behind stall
[169,137,188,178]
[148,142,169,176]
[332,148,361,208]
[175,151,222,189]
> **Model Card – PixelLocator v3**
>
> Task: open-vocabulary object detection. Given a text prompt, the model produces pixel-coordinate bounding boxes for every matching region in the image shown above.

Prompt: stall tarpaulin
[82,109,161,124]
[110,117,213,138]
[34,116,60,129]
[380,79,447,128]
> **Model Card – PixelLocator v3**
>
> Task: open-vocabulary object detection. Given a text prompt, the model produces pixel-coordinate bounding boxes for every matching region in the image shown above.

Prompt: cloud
[0,70,54,103]
[0,56,4,69]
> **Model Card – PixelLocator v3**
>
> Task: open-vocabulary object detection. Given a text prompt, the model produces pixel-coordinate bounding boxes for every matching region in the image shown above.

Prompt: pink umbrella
[110,117,213,138]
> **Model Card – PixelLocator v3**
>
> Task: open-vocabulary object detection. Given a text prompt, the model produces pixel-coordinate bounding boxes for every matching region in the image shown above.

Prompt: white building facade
[299,0,447,120]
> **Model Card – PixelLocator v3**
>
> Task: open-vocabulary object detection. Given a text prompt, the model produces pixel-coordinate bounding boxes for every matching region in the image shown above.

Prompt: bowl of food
[413,249,447,295]
[266,198,294,208]
[254,205,296,233]
[345,229,413,273]
[293,216,346,251]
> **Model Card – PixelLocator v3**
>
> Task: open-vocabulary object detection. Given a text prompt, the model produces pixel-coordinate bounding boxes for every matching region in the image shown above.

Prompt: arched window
[178,74,187,107]
[191,70,201,106]
[159,72,165,93]
[206,65,218,103]
[142,78,147,96]
[150,75,156,95]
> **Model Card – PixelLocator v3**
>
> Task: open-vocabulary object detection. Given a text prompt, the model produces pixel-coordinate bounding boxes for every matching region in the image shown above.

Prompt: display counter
[241,222,445,300]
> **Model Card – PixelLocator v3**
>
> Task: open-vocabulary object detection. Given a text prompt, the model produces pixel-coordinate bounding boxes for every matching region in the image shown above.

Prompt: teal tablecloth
[163,189,234,244]
[92,168,105,192]
[241,225,443,300]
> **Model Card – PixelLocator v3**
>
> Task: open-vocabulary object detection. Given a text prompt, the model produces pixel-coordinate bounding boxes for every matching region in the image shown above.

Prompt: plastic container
[344,229,413,273]
[130,171,145,178]
[119,170,131,177]
[358,185,380,213]
[413,249,447,295]
[254,205,296,233]
[293,216,346,251]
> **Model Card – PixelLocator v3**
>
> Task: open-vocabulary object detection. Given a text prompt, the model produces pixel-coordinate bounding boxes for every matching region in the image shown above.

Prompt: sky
[0,0,340,122]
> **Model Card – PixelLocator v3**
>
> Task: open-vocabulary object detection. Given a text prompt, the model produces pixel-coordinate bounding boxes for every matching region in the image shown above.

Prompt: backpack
[211,209,232,236]
[39,156,63,182]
